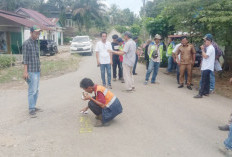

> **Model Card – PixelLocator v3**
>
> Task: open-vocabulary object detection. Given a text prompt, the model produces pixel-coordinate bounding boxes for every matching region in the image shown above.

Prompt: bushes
[0,55,16,69]
[160,51,168,68]
[114,24,141,37]
[64,37,72,44]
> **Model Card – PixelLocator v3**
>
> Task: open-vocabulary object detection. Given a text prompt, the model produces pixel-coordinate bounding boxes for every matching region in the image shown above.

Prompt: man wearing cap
[144,34,163,85]
[199,34,223,94]
[110,31,136,92]
[194,34,215,98]
[176,36,196,90]
[22,25,42,117]
[111,34,123,82]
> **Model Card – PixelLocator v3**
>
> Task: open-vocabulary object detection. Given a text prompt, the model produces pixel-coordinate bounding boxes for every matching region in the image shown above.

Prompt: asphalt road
[0,52,232,157]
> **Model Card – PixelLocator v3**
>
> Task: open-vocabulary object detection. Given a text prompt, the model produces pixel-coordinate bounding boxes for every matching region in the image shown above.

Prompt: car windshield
[72,37,89,42]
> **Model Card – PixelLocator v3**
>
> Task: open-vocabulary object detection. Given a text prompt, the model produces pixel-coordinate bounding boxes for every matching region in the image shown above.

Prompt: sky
[105,0,143,15]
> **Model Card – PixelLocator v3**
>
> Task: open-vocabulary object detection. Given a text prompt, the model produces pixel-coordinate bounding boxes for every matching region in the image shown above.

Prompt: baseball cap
[117,38,124,43]
[203,34,213,41]
[30,25,41,32]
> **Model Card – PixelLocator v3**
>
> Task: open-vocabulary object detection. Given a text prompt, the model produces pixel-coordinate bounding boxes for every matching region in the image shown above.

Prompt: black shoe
[35,108,43,112]
[194,94,203,98]
[218,125,230,131]
[187,86,192,90]
[29,109,37,118]
[133,73,137,75]
[178,84,184,88]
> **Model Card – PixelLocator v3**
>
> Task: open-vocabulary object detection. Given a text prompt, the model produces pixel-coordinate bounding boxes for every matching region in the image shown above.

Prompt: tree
[0,0,43,11]
[72,0,107,33]
[198,0,232,70]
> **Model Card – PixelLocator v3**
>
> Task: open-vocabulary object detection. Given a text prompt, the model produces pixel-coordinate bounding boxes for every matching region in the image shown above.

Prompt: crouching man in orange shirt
[80,78,123,127]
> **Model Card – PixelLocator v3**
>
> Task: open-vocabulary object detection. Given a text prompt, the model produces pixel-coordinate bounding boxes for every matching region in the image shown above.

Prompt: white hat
[154,34,162,40]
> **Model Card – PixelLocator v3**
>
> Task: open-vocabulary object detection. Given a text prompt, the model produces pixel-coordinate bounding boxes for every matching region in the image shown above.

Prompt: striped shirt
[22,38,40,72]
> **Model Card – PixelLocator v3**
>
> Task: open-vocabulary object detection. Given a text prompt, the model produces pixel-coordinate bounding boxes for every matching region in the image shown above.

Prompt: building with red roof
[0,8,63,54]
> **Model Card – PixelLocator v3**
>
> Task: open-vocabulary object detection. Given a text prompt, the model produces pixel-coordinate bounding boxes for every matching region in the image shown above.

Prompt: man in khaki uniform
[176,36,196,90]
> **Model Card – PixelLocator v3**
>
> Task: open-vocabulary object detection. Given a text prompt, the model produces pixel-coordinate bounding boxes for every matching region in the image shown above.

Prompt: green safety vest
[167,42,174,56]
[119,45,123,51]
[149,44,163,61]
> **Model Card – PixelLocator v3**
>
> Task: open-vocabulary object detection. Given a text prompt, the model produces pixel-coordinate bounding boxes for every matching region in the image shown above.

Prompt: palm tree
[0,0,41,11]
[72,0,107,32]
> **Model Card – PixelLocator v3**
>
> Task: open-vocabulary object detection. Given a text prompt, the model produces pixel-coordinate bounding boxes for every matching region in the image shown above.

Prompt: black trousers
[199,70,211,96]
[146,58,149,70]
[113,55,123,79]
[133,54,138,74]
[88,100,102,116]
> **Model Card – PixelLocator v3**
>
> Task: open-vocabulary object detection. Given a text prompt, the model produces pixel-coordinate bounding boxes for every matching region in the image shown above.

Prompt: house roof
[49,18,59,24]
[0,9,50,30]
[16,8,56,27]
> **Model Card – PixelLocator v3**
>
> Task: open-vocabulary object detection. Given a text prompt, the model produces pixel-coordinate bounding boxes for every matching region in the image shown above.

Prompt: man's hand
[83,93,91,100]
[110,60,113,65]
[23,71,29,80]
[80,107,88,113]
[97,60,100,66]
[200,45,204,51]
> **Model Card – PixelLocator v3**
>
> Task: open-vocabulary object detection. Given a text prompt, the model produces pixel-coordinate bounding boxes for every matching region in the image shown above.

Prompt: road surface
[0,52,231,157]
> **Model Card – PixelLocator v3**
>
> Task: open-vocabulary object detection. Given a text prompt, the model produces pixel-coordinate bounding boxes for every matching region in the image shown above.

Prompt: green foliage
[72,0,107,32]
[145,15,175,38]
[160,51,168,68]
[114,24,142,38]
[0,55,16,69]
[109,4,140,27]
[130,24,141,37]
[64,37,72,44]
[114,25,129,34]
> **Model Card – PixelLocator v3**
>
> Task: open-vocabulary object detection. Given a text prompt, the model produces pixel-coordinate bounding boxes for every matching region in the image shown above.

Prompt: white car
[70,36,93,55]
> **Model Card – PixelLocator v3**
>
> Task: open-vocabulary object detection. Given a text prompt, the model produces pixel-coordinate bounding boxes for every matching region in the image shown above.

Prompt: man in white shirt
[95,32,113,89]
[110,31,136,92]
[194,34,215,98]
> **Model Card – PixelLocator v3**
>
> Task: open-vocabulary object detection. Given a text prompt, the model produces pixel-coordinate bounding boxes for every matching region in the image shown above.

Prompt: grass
[0,54,81,84]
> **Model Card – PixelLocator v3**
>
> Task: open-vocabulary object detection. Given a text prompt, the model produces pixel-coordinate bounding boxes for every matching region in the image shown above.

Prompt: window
[0,32,7,52]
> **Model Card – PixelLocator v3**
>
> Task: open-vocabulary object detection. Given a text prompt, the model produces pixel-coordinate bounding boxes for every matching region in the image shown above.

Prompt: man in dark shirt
[111,34,123,81]
[22,25,42,117]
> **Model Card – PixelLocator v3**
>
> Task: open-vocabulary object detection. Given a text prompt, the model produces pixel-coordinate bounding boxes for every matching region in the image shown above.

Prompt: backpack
[212,41,223,59]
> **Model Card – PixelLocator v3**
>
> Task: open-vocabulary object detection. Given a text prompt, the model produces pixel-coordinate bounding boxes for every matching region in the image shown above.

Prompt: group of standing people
[22,25,232,152]
[95,31,140,92]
